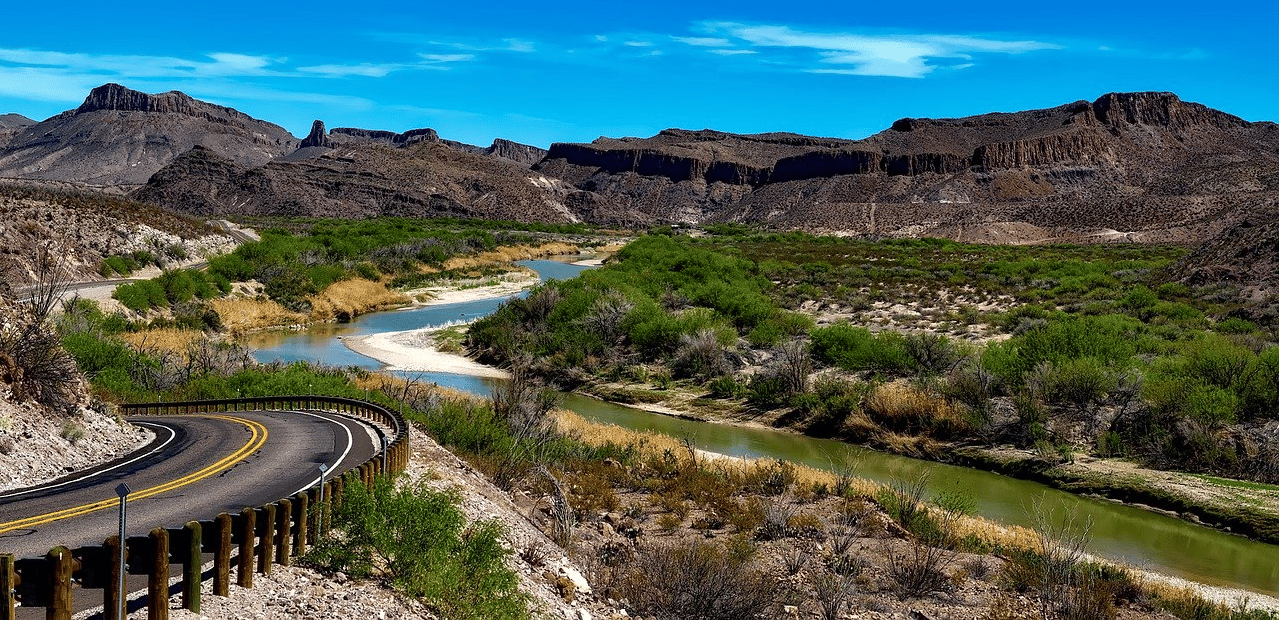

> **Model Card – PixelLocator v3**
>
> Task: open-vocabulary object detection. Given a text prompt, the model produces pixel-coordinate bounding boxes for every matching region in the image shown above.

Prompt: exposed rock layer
[533,92,1279,243]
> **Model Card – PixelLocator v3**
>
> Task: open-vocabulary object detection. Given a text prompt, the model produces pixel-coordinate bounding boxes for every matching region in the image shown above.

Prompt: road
[0,408,380,560]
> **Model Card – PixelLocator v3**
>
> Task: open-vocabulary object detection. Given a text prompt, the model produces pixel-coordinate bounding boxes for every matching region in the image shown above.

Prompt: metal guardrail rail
[0,396,410,620]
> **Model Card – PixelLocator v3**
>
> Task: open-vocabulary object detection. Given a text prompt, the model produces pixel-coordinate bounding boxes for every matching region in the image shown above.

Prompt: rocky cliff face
[329,126,441,146]
[0,84,298,186]
[485,138,548,167]
[533,92,1279,243]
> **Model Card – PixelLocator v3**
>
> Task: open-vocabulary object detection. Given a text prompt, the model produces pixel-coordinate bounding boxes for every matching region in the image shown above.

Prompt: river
[246,258,1279,598]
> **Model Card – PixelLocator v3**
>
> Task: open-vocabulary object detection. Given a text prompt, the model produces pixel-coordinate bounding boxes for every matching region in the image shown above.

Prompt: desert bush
[782,547,809,575]
[1026,358,1117,416]
[812,572,856,620]
[581,292,634,345]
[878,471,930,534]
[602,539,780,620]
[795,375,867,437]
[1005,495,1098,620]
[672,328,735,380]
[306,474,529,620]
[904,332,963,376]
[487,365,561,488]
[946,360,999,423]
[884,508,959,598]
[981,314,1141,388]
[747,371,790,408]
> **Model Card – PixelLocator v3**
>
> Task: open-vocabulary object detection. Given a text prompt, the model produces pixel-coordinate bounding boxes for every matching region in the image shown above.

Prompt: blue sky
[0,1,1272,148]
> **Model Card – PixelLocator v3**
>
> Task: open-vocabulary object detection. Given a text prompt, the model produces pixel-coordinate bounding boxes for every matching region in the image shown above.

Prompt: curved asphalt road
[0,409,380,560]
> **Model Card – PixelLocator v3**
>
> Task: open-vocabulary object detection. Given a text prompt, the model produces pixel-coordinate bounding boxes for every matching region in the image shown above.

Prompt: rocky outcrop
[300,120,335,149]
[1092,92,1249,133]
[329,126,440,146]
[486,138,548,167]
[0,83,298,186]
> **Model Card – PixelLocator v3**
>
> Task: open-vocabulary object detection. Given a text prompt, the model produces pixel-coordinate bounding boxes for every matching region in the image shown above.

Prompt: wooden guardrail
[1,396,410,620]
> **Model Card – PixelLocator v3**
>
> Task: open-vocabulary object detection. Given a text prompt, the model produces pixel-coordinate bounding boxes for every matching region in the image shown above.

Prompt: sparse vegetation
[306,474,530,620]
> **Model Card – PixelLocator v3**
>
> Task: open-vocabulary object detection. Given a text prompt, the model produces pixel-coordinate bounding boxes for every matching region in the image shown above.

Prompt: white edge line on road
[0,421,177,500]
[288,410,357,497]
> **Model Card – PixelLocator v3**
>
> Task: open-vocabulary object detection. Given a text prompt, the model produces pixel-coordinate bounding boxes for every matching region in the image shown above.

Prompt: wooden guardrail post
[104,536,125,620]
[332,476,344,511]
[317,482,329,535]
[214,513,231,596]
[1,553,15,620]
[148,528,168,620]
[48,546,73,620]
[237,508,254,588]
[277,500,292,566]
[258,505,275,575]
[293,493,309,553]
[182,521,201,612]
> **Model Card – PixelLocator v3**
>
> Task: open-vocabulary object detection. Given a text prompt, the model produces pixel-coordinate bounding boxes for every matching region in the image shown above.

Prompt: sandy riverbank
[344,326,509,378]
[340,277,533,378]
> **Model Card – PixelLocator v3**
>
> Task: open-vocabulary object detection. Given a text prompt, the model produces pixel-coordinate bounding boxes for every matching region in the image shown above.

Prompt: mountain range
[2,84,1278,248]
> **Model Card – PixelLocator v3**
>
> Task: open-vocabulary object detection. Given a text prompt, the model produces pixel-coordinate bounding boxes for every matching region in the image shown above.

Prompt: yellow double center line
[0,415,268,534]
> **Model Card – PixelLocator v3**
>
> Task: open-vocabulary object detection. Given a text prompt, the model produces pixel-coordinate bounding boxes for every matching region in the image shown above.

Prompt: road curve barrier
[0,396,410,620]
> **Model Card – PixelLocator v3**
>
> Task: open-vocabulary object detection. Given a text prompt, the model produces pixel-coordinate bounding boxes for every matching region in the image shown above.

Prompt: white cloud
[505,39,536,53]
[623,41,655,47]
[417,53,477,65]
[202,53,280,76]
[0,66,103,102]
[0,48,285,79]
[700,22,1060,78]
[709,49,757,56]
[673,36,731,47]
[298,63,405,78]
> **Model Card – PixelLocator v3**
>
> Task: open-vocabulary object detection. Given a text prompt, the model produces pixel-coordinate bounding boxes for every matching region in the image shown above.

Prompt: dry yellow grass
[210,298,306,334]
[553,410,880,498]
[866,381,967,432]
[307,278,408,323]
[442,242,580,270]
[120,329,205,358]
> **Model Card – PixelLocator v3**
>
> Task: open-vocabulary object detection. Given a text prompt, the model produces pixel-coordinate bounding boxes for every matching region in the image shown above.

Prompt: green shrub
[981,315,1140,388]
[308,475,529,620]
[708,375,747,399]
[810,323,910,374]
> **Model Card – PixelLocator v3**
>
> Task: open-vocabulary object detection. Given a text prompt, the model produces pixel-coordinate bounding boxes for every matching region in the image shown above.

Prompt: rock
[300,120,334,149]
[558,563,592,595]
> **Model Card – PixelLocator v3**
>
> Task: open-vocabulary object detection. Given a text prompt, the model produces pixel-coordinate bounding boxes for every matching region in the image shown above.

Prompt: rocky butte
[0,83,299,186]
